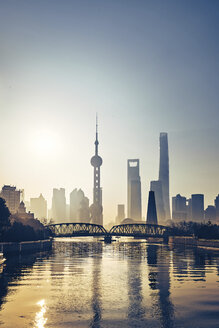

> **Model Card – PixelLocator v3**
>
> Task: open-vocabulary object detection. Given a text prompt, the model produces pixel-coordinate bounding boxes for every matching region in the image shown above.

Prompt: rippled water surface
[0,238,219,328]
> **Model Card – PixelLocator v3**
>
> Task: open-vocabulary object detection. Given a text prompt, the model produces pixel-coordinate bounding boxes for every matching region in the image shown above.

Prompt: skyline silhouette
[0,1,219,222]
[0,126,219,224]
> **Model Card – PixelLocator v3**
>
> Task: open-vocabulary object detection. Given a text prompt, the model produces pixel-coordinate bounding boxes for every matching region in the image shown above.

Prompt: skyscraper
[159,133,171,220]
[90,116,103,225]
[127,159,142,220]
[52,188,66,223]
[150,180,165,223]
[146,191,158,224]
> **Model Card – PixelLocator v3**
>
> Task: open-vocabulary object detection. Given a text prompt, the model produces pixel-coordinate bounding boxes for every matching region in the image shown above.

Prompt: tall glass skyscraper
[127,159,142,221]
[159,133,171,220]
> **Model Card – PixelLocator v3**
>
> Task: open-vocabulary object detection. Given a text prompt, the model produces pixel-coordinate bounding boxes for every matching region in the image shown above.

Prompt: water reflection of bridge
[47,222,167,239]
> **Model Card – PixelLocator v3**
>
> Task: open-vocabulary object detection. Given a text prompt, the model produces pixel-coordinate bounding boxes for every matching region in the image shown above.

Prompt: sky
[0,0,219,222]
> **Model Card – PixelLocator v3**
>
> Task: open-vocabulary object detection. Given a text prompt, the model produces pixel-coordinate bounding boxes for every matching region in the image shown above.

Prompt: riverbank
[169,236,219,249]
[0,239,52,255]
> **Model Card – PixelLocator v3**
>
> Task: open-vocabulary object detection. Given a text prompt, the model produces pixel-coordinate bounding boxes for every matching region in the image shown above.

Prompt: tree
[0,197,11,241]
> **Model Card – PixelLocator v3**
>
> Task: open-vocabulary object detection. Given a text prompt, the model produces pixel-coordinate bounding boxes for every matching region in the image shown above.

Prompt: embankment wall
[169,236,219,249]
[0,239,52,255]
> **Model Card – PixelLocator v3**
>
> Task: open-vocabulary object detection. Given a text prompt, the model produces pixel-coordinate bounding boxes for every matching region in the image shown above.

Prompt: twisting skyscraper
[159,133,171,220]
[90,116,103,225]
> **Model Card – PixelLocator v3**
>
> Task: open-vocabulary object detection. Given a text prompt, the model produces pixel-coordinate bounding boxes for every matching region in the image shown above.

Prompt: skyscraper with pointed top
[146,191,158,225]
[90,115,103,225]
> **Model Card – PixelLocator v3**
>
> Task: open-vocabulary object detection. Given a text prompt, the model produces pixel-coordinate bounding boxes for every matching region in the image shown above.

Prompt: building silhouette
[70,189,80,220]
[16,201,35,220]
[146,191,158,224]
[0,185,21,214]
[205,205,216,221]
[214,195,219,220]
[186,198,192,220]
[70,188,90,223]
[90,116,103,225]
[191,194,204,221]
[172,194,187,221]
[159,133,171,220]
[127,159,142,221]
[116,204,125,224]
[150,180,165,223]
[30,194,47,221]
[52,188,66,223]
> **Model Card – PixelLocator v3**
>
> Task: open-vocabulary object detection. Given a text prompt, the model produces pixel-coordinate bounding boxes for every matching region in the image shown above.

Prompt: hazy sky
[0,0,219,222]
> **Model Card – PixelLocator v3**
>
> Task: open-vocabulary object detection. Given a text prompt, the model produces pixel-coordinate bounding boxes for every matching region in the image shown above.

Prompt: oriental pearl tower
[90,115,103,225]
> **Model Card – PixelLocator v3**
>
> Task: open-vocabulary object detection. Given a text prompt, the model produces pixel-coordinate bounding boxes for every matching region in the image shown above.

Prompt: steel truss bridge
[47,223,107,238]
[110,223,167,238]
[47,222,167,239]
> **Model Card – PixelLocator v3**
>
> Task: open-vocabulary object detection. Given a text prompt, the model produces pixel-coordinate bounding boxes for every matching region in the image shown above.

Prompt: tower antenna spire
[96,113,98,142]
[95,113,99,154]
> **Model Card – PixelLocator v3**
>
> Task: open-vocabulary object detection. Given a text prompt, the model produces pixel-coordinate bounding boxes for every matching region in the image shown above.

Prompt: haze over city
[1,0,219,223]
[1,2,219,328]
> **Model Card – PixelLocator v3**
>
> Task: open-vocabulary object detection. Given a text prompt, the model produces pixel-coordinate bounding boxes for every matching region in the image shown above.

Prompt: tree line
[169,221,219,239]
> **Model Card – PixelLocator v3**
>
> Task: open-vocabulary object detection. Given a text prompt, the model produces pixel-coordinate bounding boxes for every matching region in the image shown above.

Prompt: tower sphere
[91,155,103,167]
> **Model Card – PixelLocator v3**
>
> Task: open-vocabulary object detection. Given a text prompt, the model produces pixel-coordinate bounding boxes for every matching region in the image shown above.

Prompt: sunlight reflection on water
[34,299,47,328]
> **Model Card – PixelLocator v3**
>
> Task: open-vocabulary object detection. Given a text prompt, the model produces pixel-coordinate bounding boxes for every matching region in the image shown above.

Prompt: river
[0,238,219,328]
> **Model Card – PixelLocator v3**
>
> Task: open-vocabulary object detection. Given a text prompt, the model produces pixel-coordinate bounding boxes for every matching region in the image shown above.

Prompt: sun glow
[31,129,59,157]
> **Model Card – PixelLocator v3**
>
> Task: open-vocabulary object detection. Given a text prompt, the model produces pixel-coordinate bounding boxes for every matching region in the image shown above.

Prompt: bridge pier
[104,234,112,243]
